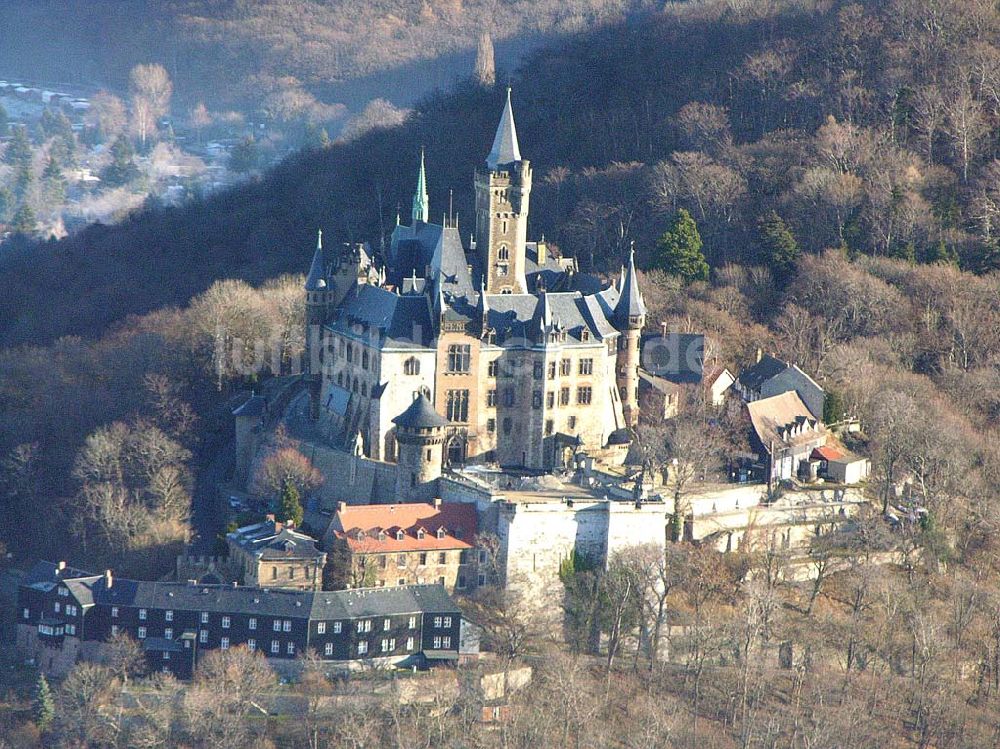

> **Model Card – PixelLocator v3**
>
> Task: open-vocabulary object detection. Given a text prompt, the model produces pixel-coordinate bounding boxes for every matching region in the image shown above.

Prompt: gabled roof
[738,354,789,392]
[746,391,824,450]
[332,502,477,552]
[227,520,325,561]
[486,88,521,169]
[22,561,461,622]
[392,392,448,429]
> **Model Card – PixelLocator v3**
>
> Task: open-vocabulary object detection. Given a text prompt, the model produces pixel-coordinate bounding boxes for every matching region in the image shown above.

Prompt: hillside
[0,0,652,110]
[3,1,1000,348]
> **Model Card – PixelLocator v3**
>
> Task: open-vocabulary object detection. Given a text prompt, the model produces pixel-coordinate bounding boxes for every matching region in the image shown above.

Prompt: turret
[392,392,447,502]
[475,88,531,294]
[412,148,429,224]
[614,245,647,428]
[304,230,331,379]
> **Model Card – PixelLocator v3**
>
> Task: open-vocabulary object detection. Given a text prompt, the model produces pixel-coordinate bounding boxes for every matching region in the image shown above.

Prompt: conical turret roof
[486,88,521,170]
[393,392,448,430]
[305,229,327,291]
[614,244,647,324]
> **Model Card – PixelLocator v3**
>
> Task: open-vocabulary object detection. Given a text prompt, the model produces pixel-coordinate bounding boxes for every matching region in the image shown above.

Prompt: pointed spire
[486,87,521,170]
[412,148,429,224]
[614,242,647,326]
[304,229,327,291]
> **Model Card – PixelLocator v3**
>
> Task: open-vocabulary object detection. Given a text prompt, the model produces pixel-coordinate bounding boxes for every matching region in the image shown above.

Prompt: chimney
[337,502,346,514]
[285,519,295,530]
[56,561,66,574]
[266,513,275,523]
[104,569,113,589]
[232,581,238,588]
[433,497,442,509]
[756,347,763,363]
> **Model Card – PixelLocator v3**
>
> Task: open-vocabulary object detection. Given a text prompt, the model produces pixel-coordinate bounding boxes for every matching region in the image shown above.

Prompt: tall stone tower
[392,392,447,502]
[475,88,531,294]
[304,230,333,419]
[614,247,646,429]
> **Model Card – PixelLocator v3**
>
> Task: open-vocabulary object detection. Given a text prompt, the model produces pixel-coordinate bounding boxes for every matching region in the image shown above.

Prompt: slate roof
[332,502,477,552]
[484,291,617,344]
[613,248,647,324]
[227,520,325,561]
[738,354,789,392]
[331,284,433,349]
[304,230,328,291]
[23,562,461,622]
[392,392,448,429]
[233,394,267,418]
[486,88,521,169]
[641,333,705,384]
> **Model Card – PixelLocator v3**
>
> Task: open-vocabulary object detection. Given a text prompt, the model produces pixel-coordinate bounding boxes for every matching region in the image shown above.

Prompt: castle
[302,90,646,474]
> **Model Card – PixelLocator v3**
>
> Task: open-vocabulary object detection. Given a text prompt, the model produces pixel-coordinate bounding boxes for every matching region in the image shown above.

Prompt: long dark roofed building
[16,561,465,679]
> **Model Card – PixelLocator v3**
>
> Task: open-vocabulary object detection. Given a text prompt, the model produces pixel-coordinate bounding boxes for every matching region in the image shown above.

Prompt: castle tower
[475,88,531,294]
[412,148,429,224]
[392,392,447,502]
[304,230,332,419]
[614,246,646,428]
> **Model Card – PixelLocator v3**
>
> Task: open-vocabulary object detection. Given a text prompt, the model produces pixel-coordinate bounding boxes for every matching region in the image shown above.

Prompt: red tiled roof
[811,445,844,462]
[333,502,477,553]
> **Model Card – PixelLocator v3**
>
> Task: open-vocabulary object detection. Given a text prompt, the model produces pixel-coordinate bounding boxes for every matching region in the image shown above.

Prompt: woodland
[1,1,1000,746]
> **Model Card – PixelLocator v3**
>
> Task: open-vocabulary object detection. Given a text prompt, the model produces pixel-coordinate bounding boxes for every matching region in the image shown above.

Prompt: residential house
[639,332,734,414]
[324,500,480,593]
[227,517,327,591]
[734,352,825,421]
[746,391,827,483]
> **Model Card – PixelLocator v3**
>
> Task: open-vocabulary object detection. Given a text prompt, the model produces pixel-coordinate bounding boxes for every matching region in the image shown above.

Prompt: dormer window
[417,528,426,540]
[581,330,590,341]
[436,528,446,540]
[356,529,366,540]
[396,530,405,541]
[378,530,387,541]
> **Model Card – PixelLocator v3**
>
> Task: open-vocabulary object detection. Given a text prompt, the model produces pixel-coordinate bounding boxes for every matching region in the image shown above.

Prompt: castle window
[577,386,593,405]
[568,415,577,430]
[545,419,554,436]
[487,418,496,433]
[579,359,594,376]
[560,387,570,406]
[487,360,498,377]
[361,381,368,397]
[337,372,343,386]
[532,391,542,409]
[500,288,513,295]
[561,358,571,376]
[548,362,556,380]
[502,219,508,234]
[347,344,353,363]
[404,357,420,376]
[581,330,590,341]
[446,390,469,422]
[502,388,515,407]
[533,362,543,380]
[362,350,369,369]
[502,417,512,435]
[496,262,508,277]
[498,245,509,261]
[546,392,555,408]
[446,345,471,373]
[487,389,497,407]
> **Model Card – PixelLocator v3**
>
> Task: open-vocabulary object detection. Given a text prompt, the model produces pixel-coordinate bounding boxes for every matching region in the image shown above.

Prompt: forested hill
[3,0,1000,348]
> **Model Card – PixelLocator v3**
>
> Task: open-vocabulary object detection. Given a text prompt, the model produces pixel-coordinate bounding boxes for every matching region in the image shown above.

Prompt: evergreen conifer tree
[278,480,304,527]
[654,208,708,282]
[12,203,37,235]
[3,125,32,169]
[757,210,800,281]
[33,673,54,731]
